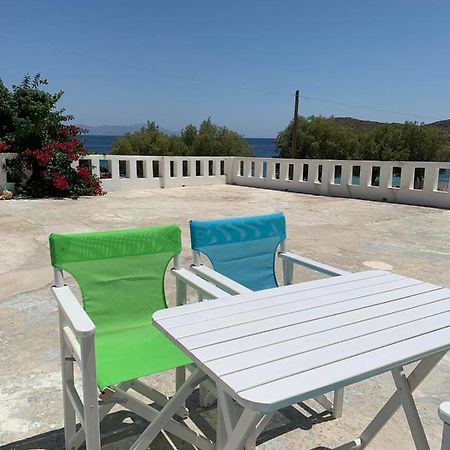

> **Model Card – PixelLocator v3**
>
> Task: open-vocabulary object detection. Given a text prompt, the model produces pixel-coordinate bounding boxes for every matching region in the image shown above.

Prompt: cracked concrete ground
[1,185,449,450]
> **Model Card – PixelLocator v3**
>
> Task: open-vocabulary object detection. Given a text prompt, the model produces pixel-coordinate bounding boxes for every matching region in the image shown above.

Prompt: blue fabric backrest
[190,212,286,291]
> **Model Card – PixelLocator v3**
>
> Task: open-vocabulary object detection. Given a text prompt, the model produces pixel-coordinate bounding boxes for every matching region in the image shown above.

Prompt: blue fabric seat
[190,212,286,291]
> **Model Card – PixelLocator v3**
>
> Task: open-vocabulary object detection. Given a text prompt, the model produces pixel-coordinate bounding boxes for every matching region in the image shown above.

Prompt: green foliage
[0,74,102,198]
[112,118,252,157]
[360,122,450,161]
[277,116,450,161]
[111,122,189,156]
[0,74,72,151]
[277,116,361,160]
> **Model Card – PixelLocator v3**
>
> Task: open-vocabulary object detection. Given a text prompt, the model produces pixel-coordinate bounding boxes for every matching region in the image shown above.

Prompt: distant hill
[333,117,391,133]
[77,123,176,136]
[428,119,450,141]
[333,117,450,142]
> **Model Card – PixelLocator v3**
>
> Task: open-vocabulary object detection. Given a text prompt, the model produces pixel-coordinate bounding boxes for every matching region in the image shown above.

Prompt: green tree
[112,118,252,157]
[112,121,188,156]
[277,116,361,160]
[359,121,449,161]
[276,116,450,161]
[190,118,252,156]
[181,124,197,147]
[0,74,71,151]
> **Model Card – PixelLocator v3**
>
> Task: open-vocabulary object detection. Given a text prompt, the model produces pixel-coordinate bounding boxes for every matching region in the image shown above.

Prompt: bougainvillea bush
[0,74,103,198]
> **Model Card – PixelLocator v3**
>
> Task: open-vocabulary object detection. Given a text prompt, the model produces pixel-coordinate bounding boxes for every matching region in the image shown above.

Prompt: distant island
[333,117,450,143]
[78,117,450,142]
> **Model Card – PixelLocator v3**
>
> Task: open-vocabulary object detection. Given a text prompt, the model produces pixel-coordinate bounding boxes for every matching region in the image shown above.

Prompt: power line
[6,33,445,122]
[299,94,442,121]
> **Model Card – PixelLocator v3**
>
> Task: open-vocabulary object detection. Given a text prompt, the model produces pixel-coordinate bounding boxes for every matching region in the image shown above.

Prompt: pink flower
[77,166,91,180]
[52,173,70,191]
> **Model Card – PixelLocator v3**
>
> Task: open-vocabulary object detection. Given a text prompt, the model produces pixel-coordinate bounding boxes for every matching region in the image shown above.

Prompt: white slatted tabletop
[153,270,450,413]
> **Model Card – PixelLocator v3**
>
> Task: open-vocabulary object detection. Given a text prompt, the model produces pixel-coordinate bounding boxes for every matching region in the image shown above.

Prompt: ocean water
[245,138,278,157]
[81,135,277,158]
[81,135,121,154]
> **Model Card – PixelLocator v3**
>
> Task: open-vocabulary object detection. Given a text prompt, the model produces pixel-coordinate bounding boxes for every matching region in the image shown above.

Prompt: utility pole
[291,89,299,159]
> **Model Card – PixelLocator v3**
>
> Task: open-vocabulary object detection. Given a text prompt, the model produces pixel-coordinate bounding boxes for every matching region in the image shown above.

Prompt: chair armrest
[191,265,252,295]
[439,402,450,425]
[172,268,232,299]
[52,285,95,337]
[278,252,349,277]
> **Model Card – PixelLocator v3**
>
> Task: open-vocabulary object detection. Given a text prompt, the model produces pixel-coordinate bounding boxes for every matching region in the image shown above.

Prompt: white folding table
[150,270,450,450]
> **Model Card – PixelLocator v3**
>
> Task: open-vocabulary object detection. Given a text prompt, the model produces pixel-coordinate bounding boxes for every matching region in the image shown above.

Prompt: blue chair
[190,212,286,291]
[189,212,348,418]
[190,212,348,292]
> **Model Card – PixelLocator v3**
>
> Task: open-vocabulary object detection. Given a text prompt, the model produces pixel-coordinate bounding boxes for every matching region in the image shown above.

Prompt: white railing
[2,153,449,208]
[0,153,17,191]
[229,158,450,209]
[80,155,229,191]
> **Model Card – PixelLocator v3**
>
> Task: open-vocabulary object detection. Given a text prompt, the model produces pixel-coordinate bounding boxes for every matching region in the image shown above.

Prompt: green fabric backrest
[49,225,181,333]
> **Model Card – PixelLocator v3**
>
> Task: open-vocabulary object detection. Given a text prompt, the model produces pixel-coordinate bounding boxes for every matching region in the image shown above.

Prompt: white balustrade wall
[229,157,450,209]
[78,155,230,190]
[1,152,449,208]
[0,153,17,192]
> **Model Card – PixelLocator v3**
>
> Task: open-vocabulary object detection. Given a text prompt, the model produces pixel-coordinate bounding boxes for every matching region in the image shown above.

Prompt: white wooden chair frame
[53,255,230,450]
[190,239,349,420]
[440,402,450,450]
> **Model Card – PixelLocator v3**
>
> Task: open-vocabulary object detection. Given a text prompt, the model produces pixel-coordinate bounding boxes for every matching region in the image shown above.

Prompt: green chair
[50,225,225,450]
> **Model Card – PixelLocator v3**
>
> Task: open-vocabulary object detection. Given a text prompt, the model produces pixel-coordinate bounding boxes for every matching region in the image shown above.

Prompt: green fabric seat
[49,225,191,390]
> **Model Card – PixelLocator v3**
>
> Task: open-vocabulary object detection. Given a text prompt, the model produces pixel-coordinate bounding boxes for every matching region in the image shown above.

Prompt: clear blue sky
[1,0,449,136]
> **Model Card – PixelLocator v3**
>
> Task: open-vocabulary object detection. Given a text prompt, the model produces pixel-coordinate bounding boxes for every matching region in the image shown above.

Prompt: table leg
[392,366,429,449]
[336,351,446,450]
[223,409,264,450]
[217,383,264,450]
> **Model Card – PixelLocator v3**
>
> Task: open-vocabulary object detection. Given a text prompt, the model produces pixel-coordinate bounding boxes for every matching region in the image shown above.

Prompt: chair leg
[69,382,134,450]
[176,366,186,390]
[59,314,76,449]
[333,388,345,419]
[131,378,189,419]
[80,336,101,450]
[282,258,294,286]
[129,368,207,450]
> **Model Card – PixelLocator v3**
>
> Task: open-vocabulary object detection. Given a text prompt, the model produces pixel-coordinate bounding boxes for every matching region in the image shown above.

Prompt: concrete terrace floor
[1,184,450,450]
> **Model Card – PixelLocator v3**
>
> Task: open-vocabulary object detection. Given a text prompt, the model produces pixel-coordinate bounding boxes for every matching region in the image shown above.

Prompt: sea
[81,135,278,158]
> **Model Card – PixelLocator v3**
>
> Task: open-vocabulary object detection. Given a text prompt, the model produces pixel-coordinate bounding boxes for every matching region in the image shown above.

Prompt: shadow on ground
[0,391,334,449]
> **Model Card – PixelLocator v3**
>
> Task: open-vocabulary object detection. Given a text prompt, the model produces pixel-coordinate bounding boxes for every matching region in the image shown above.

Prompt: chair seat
[95,323,191,390]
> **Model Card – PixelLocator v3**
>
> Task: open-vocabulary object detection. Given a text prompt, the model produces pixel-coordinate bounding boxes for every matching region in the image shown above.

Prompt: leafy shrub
[0,74,103,198]
[112,118,252,157]
[359,121,450,161]
[277,116,361,160]
[277,116,450,161]
[112,122,189,156]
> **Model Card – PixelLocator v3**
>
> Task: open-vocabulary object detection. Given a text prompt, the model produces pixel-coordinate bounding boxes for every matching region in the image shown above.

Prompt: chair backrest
[49,225,181,332]
[190,212,286,291]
